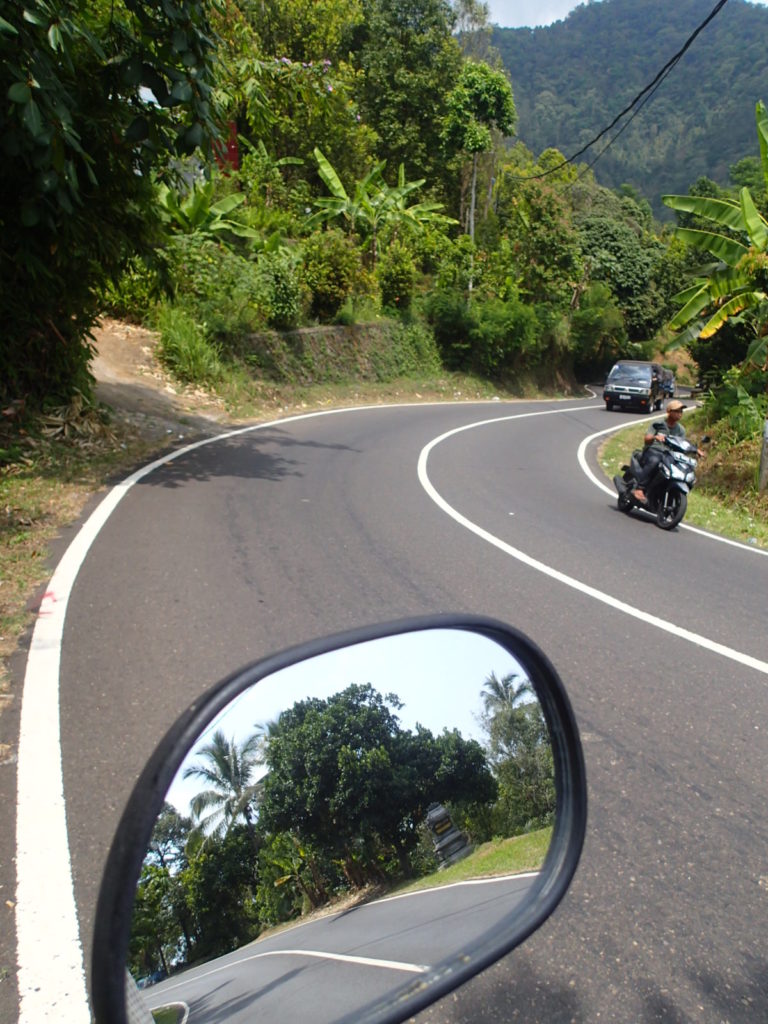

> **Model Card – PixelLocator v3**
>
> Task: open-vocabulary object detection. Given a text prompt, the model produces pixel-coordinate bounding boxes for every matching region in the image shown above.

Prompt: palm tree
[480,671,532,716]
[182,730,264,839]
[480,672,535,767]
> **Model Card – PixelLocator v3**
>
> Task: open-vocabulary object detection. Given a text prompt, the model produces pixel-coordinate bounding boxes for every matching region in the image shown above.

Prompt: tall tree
[442,60,516,240]
[479,673,555,835]
[1,0,220,407]
[182,730,264,838]
[354,0,462,186]
[259,683,494,882]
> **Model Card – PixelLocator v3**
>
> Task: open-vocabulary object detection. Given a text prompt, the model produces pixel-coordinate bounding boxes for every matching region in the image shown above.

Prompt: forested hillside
[2,0,766,483]
[493,0,768,214]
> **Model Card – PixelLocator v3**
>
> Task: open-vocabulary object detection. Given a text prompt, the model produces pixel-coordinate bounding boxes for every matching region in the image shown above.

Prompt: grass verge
[0,411,161,716]
[597,411,768,549]
[390,828,552,897]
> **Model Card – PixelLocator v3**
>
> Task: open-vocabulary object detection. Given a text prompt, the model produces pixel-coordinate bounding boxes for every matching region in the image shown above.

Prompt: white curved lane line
[154,949,428,997]
[417,410,768,677]
[14,400,513,1023]
[577,421,768,557]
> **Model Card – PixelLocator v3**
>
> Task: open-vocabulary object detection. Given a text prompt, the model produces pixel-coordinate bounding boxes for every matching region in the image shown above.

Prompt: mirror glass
[127,629,557,1023]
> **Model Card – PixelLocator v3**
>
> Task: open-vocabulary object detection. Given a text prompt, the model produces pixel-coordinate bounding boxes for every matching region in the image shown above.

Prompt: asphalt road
[144,874,538,1023]
[9,397,768,1023]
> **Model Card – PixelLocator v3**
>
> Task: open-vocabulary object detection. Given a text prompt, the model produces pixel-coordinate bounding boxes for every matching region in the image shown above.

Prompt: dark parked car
[603,360,662,412]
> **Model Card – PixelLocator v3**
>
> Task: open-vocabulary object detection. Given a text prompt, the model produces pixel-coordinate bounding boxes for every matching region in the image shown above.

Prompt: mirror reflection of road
[145,874,538,1024]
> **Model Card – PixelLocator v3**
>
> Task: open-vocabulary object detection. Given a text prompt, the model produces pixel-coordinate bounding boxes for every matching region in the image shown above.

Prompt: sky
[485,0,768,29]
[165,628,536,816]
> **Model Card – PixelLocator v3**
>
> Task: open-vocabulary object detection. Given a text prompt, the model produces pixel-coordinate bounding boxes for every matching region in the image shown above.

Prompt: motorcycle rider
[631,399,698,503]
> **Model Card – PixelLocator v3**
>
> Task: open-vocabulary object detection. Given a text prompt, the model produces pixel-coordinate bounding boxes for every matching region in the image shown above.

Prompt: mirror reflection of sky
[167,630,531,815]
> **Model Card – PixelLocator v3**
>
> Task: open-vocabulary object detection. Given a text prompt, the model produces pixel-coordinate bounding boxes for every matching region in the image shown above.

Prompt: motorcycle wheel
[656,489,687,530]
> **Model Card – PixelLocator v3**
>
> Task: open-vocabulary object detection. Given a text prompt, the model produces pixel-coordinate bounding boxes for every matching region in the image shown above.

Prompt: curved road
[12,397,768,1023]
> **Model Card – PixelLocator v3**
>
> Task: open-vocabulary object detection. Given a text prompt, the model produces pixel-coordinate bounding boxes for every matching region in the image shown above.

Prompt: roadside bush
[256,250,303,329]
[377,241,416,311]
[470,298,539,378]
[165,235,266,346]
[702,365,768,440]
[369,322,442,380]
[99,255,166,323]
[154,304,221,384]
[301,229,360,322]
[423,289,477,369]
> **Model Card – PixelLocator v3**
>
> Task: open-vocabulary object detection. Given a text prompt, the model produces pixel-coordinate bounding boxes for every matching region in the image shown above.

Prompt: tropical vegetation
[127,674,555,981]
[3,0,767,491]
[2,0,768,714]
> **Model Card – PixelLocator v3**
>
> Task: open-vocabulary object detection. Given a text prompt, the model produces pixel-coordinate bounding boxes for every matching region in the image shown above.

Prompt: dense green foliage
[1,0,220,406]
[5,0,766,473]
[128,672,556,980]
[490,0,768,218]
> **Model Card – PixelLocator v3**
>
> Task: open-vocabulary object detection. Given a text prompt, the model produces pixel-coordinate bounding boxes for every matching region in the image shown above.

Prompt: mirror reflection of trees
[129,673,555,984]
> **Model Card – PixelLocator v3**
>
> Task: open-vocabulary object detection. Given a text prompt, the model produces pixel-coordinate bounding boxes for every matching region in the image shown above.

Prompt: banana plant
[662,101,768,354]
[307,148,455,266]
[157,179,261,242]
[663,99,768,490]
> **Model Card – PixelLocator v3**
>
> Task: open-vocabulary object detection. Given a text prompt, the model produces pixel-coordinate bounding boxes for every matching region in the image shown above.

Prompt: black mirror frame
[91,613,587,1024]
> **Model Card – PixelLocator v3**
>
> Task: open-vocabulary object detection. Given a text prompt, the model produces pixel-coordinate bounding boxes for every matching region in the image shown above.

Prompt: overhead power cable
[506,0,730,182]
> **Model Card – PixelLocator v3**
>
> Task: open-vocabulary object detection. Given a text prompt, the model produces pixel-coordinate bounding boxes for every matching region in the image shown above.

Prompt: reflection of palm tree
[481,672,532,716]
[252,717,280,764]
[182,730,263,838]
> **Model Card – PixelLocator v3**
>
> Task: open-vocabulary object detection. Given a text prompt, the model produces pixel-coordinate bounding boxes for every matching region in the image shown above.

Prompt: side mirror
[92,615,586,1024]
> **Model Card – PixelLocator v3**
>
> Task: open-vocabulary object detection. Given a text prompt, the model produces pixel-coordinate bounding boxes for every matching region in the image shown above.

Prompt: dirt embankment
[91,318,232,440]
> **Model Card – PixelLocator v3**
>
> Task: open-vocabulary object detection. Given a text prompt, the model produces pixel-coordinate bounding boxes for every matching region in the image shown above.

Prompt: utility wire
[506,0,730,182]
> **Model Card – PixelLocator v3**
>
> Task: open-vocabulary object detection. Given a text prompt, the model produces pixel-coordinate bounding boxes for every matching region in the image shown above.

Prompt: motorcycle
[613,433,706,531]
[90,614,587,1024]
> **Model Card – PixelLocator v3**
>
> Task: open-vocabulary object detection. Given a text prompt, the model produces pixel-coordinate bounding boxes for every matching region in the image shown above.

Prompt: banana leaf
[662,193,745,233]
[699,292,763,339]
[674,227,748,267]
[313,147,349,201]
[745,331,768,368]
[668,284,712,329]
[740,187,768,251]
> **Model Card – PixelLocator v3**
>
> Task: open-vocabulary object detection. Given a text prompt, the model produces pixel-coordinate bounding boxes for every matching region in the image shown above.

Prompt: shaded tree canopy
[259,683,495,864]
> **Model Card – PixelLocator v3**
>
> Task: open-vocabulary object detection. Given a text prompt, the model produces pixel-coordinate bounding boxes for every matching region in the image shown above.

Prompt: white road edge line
[154,948,428,998]
[13,401,500,1023]
[577,418,768,557]
[417,408,768,677]
[373,871,539,905]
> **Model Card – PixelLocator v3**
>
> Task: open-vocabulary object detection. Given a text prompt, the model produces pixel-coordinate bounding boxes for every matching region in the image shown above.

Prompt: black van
[603,360,663,412]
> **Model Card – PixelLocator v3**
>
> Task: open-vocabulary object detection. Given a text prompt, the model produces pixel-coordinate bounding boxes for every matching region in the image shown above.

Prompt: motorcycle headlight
[686,471,695,483]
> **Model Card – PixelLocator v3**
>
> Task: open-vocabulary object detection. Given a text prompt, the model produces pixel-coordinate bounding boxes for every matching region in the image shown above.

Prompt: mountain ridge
[491,0,768,215]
